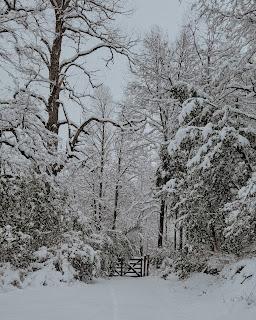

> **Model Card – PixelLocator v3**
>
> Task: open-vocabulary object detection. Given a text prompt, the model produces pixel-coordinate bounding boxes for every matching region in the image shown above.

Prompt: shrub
[0,174,67,268]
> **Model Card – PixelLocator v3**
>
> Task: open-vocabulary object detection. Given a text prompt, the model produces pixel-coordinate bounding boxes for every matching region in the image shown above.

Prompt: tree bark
[47,1,64,138]
[174,210,177,251]
[179,225,183,251]
[98,122,106,230]
[210,224,219,252]
[158,198,165,248]
[112,135,123,230]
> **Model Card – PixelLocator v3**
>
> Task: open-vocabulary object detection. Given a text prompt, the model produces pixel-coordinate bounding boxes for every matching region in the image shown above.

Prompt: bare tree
[0,0,136,167]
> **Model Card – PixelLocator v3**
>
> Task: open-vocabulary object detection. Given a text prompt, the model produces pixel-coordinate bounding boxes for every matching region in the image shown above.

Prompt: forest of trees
[1,0,256,284]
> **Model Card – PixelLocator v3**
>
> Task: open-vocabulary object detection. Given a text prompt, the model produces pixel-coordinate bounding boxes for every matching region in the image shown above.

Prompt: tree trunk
[46,2,64,140]
[165,203,168,242]
[92,179,98,230]
[158,198,165,248]
[179,225,183,251]
[98,122,106,230]
[112,183,119,230]
[112,139,123,230]
[210,224,219,252]
[174,210,177,251]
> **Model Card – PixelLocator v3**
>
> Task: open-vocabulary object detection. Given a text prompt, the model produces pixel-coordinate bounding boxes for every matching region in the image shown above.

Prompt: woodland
[1,0,256,285]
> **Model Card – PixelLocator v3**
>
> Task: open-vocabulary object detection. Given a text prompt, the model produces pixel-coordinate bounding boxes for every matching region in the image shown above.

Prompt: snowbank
[166,257,256,318]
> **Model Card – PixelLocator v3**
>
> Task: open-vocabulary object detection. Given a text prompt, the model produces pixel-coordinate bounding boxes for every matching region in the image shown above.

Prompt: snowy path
[0,277,255,320]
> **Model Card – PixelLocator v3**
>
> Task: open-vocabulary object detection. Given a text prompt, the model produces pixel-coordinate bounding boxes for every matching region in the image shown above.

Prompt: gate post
[146,255,150,276]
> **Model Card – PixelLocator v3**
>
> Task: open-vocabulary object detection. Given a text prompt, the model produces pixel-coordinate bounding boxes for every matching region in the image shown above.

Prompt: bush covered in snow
[161,250,235,279]
[0,173,100,286]
[0,242,100,289]
[86,231,134,276]
[0,174,134,288]
[224,174,256,255]
[0,174,67,268]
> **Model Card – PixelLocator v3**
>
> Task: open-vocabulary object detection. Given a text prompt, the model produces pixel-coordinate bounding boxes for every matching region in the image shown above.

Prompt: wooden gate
[113,256,150,277]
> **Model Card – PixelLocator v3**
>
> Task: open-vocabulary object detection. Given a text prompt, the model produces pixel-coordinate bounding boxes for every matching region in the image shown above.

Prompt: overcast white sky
[130,0,189,39]
[102,0,190,100]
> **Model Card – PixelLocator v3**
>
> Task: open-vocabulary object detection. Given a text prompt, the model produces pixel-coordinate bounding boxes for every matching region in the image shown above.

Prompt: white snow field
[1,273,256,320]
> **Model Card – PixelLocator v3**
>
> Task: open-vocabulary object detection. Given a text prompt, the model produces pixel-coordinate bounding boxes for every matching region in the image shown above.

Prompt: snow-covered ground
[1,269,256,320]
